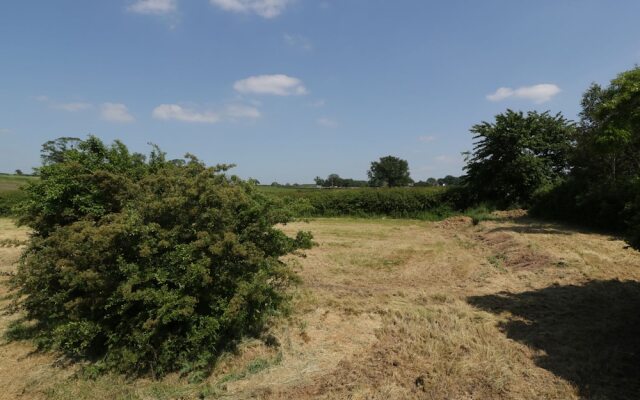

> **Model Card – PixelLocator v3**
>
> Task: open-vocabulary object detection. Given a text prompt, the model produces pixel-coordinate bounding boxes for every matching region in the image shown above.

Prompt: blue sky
[1,0,639,183]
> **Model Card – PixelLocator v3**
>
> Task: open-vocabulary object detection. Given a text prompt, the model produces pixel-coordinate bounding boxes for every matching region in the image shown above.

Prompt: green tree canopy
[463,110,576,206]
[367,155,412,187]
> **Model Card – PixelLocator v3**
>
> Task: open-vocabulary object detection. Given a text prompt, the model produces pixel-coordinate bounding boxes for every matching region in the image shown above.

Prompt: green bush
[11,136,312,377]
[0,190,27,216]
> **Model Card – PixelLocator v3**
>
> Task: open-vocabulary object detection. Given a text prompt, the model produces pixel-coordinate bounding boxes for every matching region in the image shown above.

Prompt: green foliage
[367,155,413,187]
[314,174,368,188]
[0,190,27,216]
[11,136,313,377]
[531,66,640,248]
[263,186,467,219]
[464,110,576,207]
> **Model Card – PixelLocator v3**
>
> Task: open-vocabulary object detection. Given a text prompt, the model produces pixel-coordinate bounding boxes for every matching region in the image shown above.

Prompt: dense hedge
[11,137,313,377]
[263,186,469,218]
[531,179,640,247]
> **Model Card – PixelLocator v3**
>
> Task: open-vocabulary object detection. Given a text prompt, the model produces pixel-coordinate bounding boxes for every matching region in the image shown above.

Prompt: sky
[1,0,640,183]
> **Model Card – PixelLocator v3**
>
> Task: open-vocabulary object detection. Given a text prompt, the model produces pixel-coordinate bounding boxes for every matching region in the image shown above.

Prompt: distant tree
[15,169,23,176]
[426,177,438,186]
[463,110,575,206]
[367,156,413,187]
[439,175,461,186]
[314,174,368,188]
[326,173,342,187]
[271,181,280,187]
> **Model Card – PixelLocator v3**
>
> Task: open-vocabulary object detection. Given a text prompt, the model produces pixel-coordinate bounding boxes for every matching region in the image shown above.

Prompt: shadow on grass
[468,280,640,400]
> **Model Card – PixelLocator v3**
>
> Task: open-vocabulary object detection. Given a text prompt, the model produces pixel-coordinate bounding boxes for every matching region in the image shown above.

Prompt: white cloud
[152,103,261,123]
[153,104,220,123]
[486,83,561,104]
[101,103,135,123]
[284,33,312,51]
[317,117,337,128]
[234,74,307,96]
[210,0,292,18]
[224,104,261,119]
[127,0,177,15]
[35,95,49,102]
[418,135,436,143]
[0,128,11,135]
[51,102,93,112]
[309,99,325,107]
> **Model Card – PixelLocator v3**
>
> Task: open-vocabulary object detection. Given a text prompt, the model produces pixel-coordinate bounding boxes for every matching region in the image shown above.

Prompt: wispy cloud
[36,95,93,112]
[127,0,177,15]
[234,74,307,96]
[486,83,561,104]
[418,135,436,143]
[309,99,325,108]
[317,117,337,128]
[0,128,11,135]
[434,154,461,165]
[224,104,261,119]
[152,103,260,123]
[284,33,312,51]
[153,104,220,123]
[51,102,93,112]
[101,103,135,123]
[210,0,292,18]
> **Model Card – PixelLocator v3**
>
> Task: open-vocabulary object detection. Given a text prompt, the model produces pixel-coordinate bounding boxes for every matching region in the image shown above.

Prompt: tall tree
[367,155,412,187]
[463,110,575,206]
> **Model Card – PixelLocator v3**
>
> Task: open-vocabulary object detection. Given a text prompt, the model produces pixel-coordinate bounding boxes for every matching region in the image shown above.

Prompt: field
[0,174,37,193]
[1,213,640,399]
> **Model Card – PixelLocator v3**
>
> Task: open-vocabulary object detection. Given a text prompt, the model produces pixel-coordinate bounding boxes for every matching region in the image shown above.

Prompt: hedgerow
[10,137,313,377]
[264,186,468,218]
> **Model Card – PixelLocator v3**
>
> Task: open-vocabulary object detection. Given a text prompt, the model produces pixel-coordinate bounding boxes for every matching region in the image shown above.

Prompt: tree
[463,110,575,206]
[367,156,412,187]
[439,175,461,186]
[12,136,313,377]
[532,66,640,247]
[14,169,23,176]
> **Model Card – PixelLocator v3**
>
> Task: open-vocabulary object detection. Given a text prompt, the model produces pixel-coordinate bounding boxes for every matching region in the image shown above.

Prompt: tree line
[465,66,640,248]
[314,156,461,188]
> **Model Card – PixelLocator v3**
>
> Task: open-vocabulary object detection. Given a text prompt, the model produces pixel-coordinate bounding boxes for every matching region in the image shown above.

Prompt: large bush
[11,137,312,377]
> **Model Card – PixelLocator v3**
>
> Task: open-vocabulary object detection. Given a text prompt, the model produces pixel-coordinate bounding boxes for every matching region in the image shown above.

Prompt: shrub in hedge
[263,186,466,218]
[11,136,312,377]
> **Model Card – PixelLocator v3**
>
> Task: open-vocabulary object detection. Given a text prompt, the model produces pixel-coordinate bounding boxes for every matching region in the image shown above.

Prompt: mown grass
[1,215,639,399]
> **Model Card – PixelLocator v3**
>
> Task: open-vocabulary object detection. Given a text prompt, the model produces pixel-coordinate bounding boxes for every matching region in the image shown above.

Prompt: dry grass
[1,216,640,399]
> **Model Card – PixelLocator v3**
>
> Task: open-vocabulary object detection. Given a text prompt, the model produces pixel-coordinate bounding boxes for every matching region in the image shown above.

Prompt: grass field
[0,174,37,193]
[1,214,640,399]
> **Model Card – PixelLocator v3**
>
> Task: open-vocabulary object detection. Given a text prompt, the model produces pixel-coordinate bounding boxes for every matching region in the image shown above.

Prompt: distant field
[1,214,639,399]
[0,175,37,216]
[0,174,37,193]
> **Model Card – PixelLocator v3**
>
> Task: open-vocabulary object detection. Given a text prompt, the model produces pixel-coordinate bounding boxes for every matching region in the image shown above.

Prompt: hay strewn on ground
[1,215,639,399]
